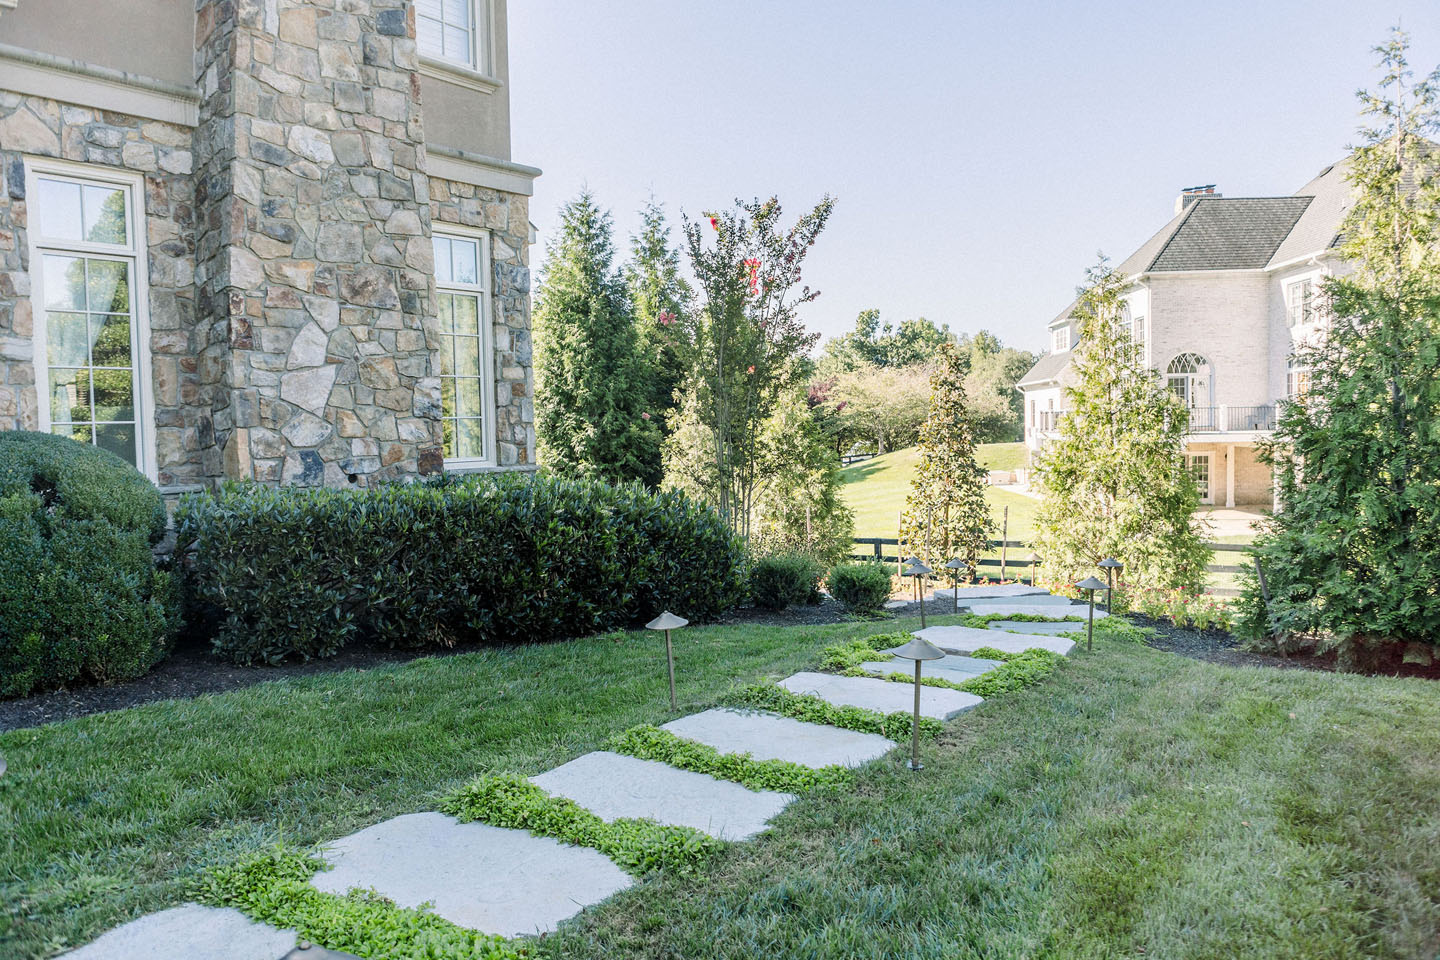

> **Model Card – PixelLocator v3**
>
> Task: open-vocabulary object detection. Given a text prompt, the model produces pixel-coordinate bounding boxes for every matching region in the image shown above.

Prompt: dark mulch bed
[1132,614,1335,672]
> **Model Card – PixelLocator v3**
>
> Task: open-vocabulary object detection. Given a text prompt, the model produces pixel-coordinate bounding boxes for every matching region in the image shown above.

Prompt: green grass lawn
[3,618,1439,959]
[840,443,1036,545]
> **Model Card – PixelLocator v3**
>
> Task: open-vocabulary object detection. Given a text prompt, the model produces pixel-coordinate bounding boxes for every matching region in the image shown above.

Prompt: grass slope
[840,443,1037,545]
[3,618,1439,959]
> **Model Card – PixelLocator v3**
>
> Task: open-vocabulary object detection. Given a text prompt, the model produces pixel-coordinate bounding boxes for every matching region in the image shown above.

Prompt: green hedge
[177,474,747,663]
[827,561,894,614]
[749,552,824,611]
[0,431,177,697]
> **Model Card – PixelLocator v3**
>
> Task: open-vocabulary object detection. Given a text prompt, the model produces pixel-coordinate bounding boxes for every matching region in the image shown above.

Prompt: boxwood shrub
[177,473,747,663]
[749,552,824,611]
[827,560,894,614]
[0,431,178,697]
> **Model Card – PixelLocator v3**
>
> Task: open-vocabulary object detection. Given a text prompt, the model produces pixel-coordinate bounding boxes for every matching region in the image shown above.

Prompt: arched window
[1166,353,1213,409]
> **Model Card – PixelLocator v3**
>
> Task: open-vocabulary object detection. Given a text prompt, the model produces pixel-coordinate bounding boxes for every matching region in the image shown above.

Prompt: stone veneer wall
[429,174,534,467]
[193,0,443,486]
[0,94,204,488]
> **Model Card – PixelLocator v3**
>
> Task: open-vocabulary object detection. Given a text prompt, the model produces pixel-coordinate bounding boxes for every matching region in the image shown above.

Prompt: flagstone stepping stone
[988,619,1083,635]
[956,602,1105,619]
[962,593,1077,607]
[915,625,1076,657]
[310,812,631,938]
[531,751,794,841]
[662,708,895,769]
[58,904,298,960]
[861,653,1003,684]
[778,671,982,720]
[933,583,1050,600]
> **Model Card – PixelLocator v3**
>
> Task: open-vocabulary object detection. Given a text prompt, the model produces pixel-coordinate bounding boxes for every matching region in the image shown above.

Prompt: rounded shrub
[749,553,825,611]
[177,473,748,664]
[827,560,894,614]
[0,431,178,697]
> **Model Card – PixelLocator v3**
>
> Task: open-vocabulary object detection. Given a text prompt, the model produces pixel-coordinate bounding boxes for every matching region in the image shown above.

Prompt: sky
[507,1,1440,355]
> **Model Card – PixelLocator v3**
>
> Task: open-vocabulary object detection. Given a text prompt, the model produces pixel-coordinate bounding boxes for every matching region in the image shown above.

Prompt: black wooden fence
[848,537,1251,596]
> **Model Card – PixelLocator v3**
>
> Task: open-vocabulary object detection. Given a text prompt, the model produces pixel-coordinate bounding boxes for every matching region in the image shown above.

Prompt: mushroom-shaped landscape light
[904,559,934,628]
[1074,576,1108,651]
[1025,551,1043,587]
[944,558,968,613]
[646,610,689,710]
[1098,557,1123,612]
[889,634,946,771]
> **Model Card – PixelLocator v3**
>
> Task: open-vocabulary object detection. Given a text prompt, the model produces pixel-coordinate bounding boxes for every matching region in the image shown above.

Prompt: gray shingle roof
[1268,159,1351,266]
[1016,349,1072,386]
[1147,196,1313,271]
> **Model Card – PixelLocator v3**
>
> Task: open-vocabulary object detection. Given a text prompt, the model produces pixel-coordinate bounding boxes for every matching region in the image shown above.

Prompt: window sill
[443,460,536,474]
[419,57,502,95]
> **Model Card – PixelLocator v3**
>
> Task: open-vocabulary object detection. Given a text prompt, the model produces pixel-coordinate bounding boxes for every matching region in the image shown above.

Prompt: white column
[1225,444,1236,508]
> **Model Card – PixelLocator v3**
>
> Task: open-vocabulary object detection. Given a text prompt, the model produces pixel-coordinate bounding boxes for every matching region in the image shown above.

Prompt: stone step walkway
[62,592,1091,957]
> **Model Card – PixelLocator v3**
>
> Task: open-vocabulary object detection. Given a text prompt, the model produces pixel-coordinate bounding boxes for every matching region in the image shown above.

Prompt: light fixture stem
[910,658,923,771]
[665,630,676,710]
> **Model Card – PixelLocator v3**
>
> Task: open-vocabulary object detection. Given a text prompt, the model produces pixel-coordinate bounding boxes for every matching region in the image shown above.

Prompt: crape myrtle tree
[663,196,835,542]
[625,200,693,442]
[533,192,660,486]
[1032,260,1209,592]
[899,343,991,570]
[1238,31,1440,664]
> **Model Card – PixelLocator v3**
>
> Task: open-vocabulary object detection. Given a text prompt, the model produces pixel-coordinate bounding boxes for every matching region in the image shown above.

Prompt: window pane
[54,423,93,445]
[453,294,478,335]
[443,24,470,61]
[440,377,455,415]
[43,255,86,311]
[438,335,455,375]
[49,369,91,424]
[432,237,453,284]
[451,238,478,284]
[416,0,442,17]
[442,0,469,25]
[455,378,482,418]
[87,260,130,314]
[91,314,133,368]
[36,178,83,241]
[92,368,135,422]
[454,336,482,377]
[457,418,485,459]
[437,292,455,332]
[442,418,456,459]
[82,185,128,245]
[95,423,138,466]
[417,16,443,57]
[47,312,89,367]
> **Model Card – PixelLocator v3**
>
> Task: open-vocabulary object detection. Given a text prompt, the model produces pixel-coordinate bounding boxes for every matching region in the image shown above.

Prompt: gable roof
[1015,349,1072,387]
[1267,158,1351,266]
[1147,196,1313,271]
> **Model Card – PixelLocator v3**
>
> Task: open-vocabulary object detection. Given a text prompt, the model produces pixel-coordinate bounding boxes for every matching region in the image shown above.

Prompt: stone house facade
[1018,161,1352,508]
[0,0,539,495]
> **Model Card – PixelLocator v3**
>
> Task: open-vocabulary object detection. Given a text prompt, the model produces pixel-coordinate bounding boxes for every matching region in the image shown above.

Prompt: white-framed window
[1052,325,1070,352]
[433,226,495,466]
[417,0,490,73]
[1286,358,1312,400]
[26,159,155,478]
[1186,453,1213,504]
[1131,314,1146,362]
[1287,277,1318,327]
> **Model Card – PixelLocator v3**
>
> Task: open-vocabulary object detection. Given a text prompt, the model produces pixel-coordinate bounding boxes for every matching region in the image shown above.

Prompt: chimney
[1174,184,1219,215]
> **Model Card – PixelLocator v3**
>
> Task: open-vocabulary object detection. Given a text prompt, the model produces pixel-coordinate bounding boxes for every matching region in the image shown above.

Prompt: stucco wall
[0,0,195,87]
[1186,441,1272,506]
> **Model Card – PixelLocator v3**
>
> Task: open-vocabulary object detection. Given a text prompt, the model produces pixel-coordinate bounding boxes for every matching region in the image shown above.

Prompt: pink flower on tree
[743,258,761,295]
[658,310,676,326]
[747,365,755,374]
[641,412,651,420]
[708,216,719,230]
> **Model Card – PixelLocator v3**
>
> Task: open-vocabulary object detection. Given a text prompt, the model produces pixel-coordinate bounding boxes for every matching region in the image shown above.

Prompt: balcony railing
[1035,410,1066,432]
[1187,404,1276,433]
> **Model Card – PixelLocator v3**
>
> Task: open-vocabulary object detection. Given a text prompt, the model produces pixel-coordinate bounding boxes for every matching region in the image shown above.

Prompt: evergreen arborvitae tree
[625,200,693,446]
[1238,31,1440,663]
[533,192,660,485]
[899,343,991,570]
[754,385,855,565]
[1032,261,1209,592]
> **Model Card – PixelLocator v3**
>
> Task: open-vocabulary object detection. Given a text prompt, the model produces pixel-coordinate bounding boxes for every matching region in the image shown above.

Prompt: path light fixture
[1074,577,1108,652]
[1098,558,1123,612]
[889,634,946,771]
[944,558,968,613]
[1025,551,1043,587]
[904,559,934,629]
[645,610,689,710]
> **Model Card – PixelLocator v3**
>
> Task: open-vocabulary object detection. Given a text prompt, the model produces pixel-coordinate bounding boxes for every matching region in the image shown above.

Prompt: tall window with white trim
[29,165,148,470]
[417,0,486,71]
[433,230,494,465]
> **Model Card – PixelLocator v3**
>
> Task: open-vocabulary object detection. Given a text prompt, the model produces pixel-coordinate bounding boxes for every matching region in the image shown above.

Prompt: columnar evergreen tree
[625,200,692,446]
[1032,261,1209,592]
[533,192,660,485]
[1238,31,1440,663]
[753,384,856,564]
[899,343,991,570]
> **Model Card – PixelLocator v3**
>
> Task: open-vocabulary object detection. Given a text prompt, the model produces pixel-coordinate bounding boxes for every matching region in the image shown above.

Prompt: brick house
[1018,160,1352,508]
[0,0,539,496]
